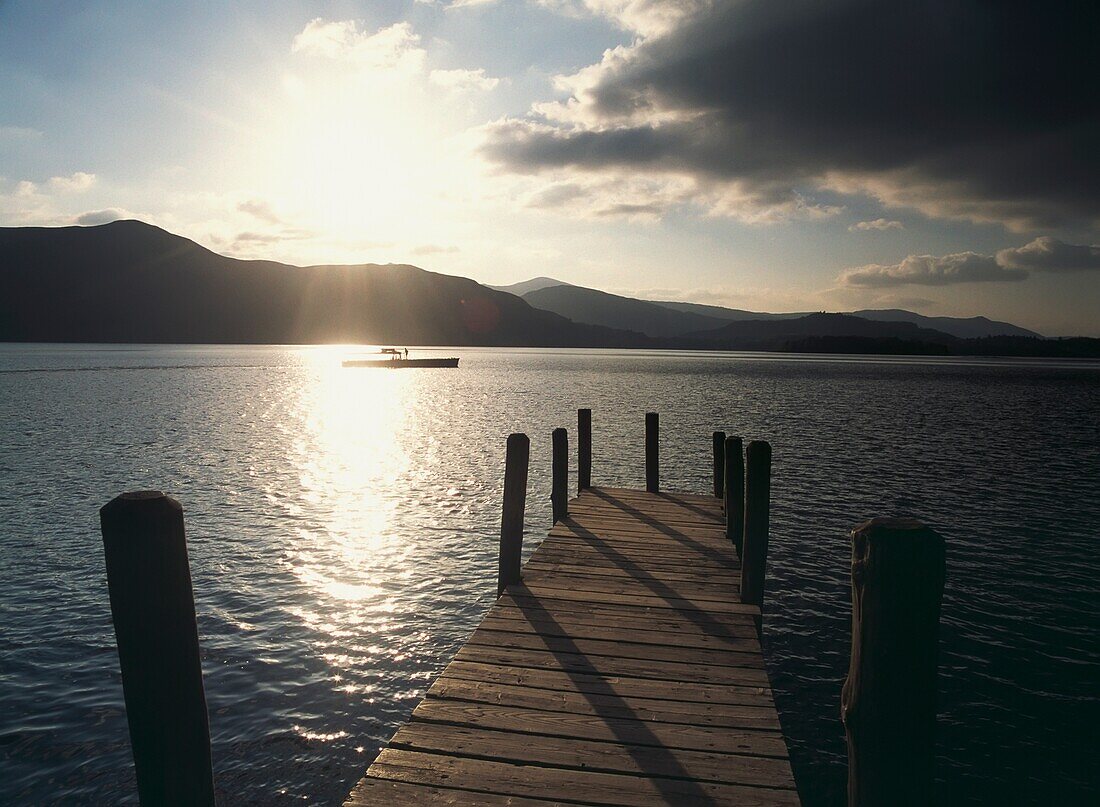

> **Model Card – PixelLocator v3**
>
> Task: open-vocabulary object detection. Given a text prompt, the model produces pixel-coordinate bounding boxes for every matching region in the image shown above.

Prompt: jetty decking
[345,485,799,806]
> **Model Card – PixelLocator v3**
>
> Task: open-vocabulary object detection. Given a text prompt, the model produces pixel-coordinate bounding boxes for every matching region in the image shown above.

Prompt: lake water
[1,344,1098,805]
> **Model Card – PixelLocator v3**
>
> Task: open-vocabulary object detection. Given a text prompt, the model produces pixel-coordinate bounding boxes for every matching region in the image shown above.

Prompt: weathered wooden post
[645,412,659,493]
[578,408,592,493]
[498,433,530,596]
[99,491,215,807]
[551,427,568,523]
[712,431,726,498]
[740,440,771,631]
[841,518,946,807]
[724,435,745,555]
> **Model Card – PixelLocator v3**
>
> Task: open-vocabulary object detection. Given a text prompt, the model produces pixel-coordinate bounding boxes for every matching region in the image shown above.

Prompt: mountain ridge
[0,221,649,347]
[500,276,1043,339]
[1,223,1090,356]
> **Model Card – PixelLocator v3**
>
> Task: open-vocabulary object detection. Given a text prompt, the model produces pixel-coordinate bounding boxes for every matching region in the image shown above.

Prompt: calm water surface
[1,345,1098,805]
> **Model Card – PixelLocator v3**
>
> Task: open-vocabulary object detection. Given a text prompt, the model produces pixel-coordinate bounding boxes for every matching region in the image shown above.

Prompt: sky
[1,0,1098,336]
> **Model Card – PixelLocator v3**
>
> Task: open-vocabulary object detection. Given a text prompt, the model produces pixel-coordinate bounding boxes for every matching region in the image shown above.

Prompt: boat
[342,348,459,368]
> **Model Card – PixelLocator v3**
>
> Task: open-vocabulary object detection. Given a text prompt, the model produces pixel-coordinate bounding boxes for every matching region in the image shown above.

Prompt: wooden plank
[476,613,759,649]
[491,595,760,637]
[345,485,797,806]
[517,569,740,602]
[534,541,736,567]
[504,583,758,616]
[368,750,800,807]
[454,645,769,685]
[567,504,724,527]
[439,661,775,707]
[464,628,763,667]
[411,702,788,756]
[552,519,729,541]
[577,489,724,515]
[584,487,723,506]
[427,676,778,722]
[346,777,572,806]
[541,531,736,556]
[521,559,741,585]
[388,722,797,788]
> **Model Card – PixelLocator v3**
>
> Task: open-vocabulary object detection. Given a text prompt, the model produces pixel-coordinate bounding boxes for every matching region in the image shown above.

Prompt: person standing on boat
[404,348,409,359]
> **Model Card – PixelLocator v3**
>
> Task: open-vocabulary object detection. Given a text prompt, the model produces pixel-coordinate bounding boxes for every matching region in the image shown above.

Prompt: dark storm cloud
[997,236,1100,272]
[485,0,1100,228]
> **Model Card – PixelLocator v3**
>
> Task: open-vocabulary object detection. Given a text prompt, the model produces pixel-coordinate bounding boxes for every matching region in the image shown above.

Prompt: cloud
[429,68,500,92]
[292,20,425,73]
[518,173,697,220]
[237,199,283,224]
[849,218,903,232]
[75,208,134,225]
[996,236,1100,273]
[484,1,1100,229]
[536,1,712,36]
[412,244,460,255]
[47,172,96,192]
[840,252,1028,287]
[841,235,1100,287]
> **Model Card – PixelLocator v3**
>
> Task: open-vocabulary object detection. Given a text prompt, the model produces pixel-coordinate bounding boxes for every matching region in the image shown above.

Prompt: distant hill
[489,276,570,296]
[0,222,648,347]
[652,301,806,322]
[504,276,1041,339]
[522,285,731,338]
[657,301,1039,337]
[673,312,961,350]
[849,309,1041,339]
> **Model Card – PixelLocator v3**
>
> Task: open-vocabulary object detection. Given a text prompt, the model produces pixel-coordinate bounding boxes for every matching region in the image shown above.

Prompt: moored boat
[342,348,459,368]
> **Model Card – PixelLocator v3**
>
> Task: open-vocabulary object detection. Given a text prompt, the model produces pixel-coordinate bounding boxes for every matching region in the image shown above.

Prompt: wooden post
[577,408,592,493]
[712,431,726,498]
[841,518,946,807]
[99,491,215,807]
[645,412,659,493]
[740,440,771,630]
[551,427,568,523]
[724,436,745,555]
[498,433,530,596]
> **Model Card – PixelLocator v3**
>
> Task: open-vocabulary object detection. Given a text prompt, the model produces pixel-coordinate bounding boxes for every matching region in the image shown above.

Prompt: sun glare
[250,61,478,250]
[289,347,415,601]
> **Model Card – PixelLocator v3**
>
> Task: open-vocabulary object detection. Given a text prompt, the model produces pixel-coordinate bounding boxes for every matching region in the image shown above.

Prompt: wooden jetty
[97,409,947,807]
[345,417,799,805]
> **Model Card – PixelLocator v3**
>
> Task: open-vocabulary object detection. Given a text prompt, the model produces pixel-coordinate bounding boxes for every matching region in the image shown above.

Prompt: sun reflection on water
[288,347,418,599]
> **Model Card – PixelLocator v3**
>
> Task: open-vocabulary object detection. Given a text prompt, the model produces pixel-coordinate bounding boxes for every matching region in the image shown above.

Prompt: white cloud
[292,20,426,73]
[839,252,1027,287]
[841,236,1100,288]
[47,172,96,192]
[849,218,904,232]
[237,199,283,224]
[429,68,500,92]
[536,0,713,36]
[74,208,134,225]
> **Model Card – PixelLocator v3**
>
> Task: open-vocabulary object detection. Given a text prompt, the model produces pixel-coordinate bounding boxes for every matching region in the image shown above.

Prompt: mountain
[652,301,806,322]
[489,276,570,296]
[0,222,649,347]
[673,312,961,351]
[522,284,732,338]
[849,309,1041,339]
[506,277,1040,339]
